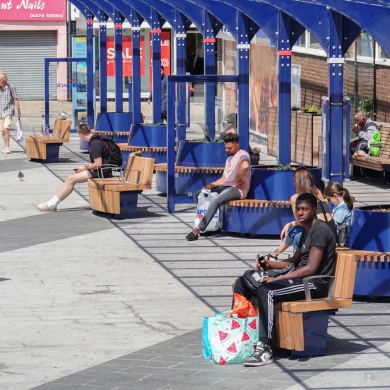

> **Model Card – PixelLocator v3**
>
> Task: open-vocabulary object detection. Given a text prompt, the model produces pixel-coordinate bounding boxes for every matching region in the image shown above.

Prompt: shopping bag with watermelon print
[202,310,259,364]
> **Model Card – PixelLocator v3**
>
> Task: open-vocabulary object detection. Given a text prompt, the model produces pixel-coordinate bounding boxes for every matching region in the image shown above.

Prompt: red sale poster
[106,36,145,77]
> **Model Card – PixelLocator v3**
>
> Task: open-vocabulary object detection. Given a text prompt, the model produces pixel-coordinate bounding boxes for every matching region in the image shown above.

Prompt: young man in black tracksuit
[233,192,336,366]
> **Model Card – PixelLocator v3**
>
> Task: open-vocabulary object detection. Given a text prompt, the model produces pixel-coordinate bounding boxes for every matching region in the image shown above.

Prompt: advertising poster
[223,41,238,119]
[107,36,145,77]
[249,45,277,135]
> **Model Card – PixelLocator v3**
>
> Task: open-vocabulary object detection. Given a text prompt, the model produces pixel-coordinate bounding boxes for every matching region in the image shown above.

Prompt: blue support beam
[99,13,109,113]
[131,9,144,124]
[151,10,164,123]
[327,10,345,185]
[276,11,292,166]
[85,11,95,128]
[114,10,125,113]
[236,12,252,152]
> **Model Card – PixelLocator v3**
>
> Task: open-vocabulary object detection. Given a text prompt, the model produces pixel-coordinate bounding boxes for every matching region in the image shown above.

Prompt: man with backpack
[37,123,122,212]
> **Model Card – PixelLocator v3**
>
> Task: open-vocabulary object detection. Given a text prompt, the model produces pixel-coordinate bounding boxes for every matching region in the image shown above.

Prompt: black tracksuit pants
[234,276,325,340]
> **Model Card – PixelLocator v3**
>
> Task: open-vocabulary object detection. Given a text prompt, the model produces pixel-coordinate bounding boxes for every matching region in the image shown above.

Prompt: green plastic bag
[369,130,381,157]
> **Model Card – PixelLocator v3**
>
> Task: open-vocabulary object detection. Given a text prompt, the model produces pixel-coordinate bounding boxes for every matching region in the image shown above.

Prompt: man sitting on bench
[37,124,115,212]
[350,110,378,155]
[233,192,336,366]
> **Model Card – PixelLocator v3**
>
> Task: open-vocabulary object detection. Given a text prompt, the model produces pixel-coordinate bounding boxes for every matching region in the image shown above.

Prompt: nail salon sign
[0,0,66,21]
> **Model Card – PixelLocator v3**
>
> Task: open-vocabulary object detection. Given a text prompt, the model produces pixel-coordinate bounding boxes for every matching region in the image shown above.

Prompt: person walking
[147,66,167,123]
[0,71,21,154]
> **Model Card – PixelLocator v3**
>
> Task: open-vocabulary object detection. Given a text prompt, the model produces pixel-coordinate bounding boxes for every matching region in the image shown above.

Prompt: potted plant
[268,106,322,166]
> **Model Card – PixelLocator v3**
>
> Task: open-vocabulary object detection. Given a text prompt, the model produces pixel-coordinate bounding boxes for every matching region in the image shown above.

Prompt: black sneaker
[243,342,273,366]
[186,232,198,241]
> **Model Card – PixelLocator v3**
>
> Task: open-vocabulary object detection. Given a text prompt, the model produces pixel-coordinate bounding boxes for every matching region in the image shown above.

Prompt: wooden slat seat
[154,163,225,174]
[119,145,168,153]
[25,118,72,162]
[226,199,291,208]
[350,124,390,172]
[88,152,155,218]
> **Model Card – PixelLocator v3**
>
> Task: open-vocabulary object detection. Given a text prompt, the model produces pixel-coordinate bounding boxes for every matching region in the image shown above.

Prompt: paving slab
[0,107,389,389]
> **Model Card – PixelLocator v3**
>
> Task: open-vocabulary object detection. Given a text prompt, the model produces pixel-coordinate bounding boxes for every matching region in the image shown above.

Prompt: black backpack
[90,135,123,167]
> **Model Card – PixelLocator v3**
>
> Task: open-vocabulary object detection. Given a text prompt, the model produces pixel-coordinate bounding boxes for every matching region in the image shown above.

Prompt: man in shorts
[37,124,115,212]
[0,71,21,154]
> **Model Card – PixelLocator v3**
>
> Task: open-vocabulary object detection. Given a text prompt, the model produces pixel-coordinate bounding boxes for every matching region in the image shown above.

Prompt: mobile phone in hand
[256,255,265,264]
[74,168,78,172]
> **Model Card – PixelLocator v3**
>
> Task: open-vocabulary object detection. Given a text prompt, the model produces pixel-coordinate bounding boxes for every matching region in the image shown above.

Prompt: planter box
[128,124,167,147]
[248,165,323,200]
[349,204,390,297]
[268,108,322,166]
[176,141,226,168]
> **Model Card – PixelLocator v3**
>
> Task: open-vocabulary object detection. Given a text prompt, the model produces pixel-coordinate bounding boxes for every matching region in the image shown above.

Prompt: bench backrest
[52,118,72,140]
[377,124,390,159]
[125,152,155,185]
[333,252,359,299]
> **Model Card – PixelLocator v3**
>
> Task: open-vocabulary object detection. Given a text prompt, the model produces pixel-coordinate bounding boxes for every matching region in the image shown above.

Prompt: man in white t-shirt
[186,133,251,241]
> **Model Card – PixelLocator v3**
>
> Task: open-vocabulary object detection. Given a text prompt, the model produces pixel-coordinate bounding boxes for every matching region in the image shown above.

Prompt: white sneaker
[2,147,11,154]
[37,202,57,212]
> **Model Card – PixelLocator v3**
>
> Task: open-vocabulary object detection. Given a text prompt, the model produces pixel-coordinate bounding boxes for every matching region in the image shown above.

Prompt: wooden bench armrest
[303,275,335,302]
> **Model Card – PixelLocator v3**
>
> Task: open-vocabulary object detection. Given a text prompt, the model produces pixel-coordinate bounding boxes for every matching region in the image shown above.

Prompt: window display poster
[291,64,301,108]
[249,44,277,135]
[107,36,145,77]
[72,37,87,110]
[223,41,238,119]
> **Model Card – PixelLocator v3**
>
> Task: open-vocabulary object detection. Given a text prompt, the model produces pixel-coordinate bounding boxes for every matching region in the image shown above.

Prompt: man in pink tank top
[186,133,251,241]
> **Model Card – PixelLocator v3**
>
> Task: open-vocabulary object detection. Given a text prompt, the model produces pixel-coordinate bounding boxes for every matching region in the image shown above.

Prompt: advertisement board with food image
[249,44,277,135]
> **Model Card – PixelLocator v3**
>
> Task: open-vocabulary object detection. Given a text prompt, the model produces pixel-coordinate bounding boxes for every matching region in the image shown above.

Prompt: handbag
[16,116,23,143]
[337,224,350,247]
[194,189,219,232]
[202,310,259,365]
[242,264,295,294]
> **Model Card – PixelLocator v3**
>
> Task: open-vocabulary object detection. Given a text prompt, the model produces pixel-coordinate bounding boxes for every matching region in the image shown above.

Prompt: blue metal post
[44,58,50,131]
[151,10,163,123]
[344,97,351,180]
[204,12,216,139]
[99,14,108,113]
[114,9,124,113]
[128,82,133,113]
[328,10,344,185]
[277,11,292,166]
[86,12,95,128]
[237,12,250,153]
[131,11,143,123]
[167,77,176,213]
[175,10,188,143]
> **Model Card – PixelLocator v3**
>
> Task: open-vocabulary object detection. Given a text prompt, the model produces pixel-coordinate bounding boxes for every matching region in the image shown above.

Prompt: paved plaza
[0,102,390,389]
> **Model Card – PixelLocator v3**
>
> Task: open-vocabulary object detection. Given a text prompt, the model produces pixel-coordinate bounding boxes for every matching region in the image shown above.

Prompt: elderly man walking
[0,71,21,154]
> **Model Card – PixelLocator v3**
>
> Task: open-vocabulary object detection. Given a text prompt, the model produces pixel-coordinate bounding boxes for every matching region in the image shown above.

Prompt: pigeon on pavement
[18,171,24,181]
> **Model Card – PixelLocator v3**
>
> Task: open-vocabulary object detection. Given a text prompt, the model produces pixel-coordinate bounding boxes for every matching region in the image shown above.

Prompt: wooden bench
[350,123,390,178]
[238,251,357,357]
[88,152,155,219]
[25,118,72,163]
[336,248,390,297]
[270,252,358,357]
